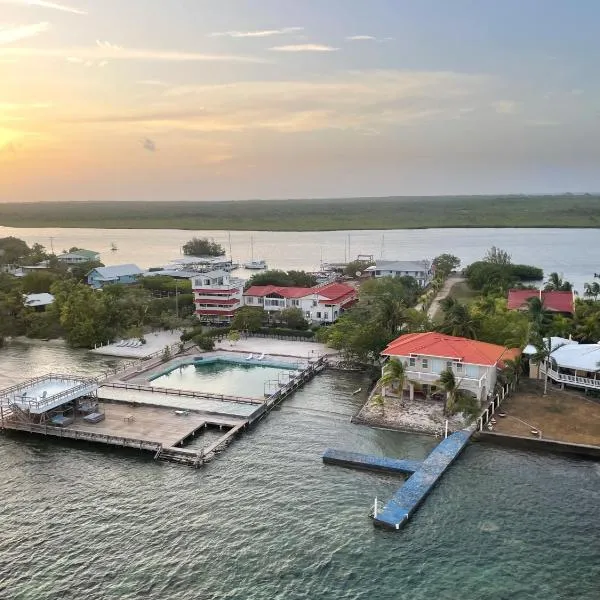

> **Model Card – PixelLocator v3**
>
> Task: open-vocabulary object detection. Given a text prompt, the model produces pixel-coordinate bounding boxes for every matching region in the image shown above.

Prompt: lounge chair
[257,353,265,360]
[246,353,253,360]
[41,391,48,399]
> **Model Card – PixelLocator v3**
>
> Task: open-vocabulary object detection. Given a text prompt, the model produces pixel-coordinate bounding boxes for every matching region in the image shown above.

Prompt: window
[316,312,322,319]
[456,362,463,371]
[246,297,253,304]
[409,357,416,367]
[422,359,429,369]
[446,361,452,370]
[312,300,317,307]
[292,299,299,306]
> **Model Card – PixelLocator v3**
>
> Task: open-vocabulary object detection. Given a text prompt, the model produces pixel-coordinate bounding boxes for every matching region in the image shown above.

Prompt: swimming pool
[149,357,300,398]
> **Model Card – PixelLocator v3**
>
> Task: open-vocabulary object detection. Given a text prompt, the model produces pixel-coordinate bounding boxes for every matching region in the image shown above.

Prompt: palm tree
[439,302,479,339]
[531,337,564,396]
[525,296,551,336]
[544,272,572,292]
[380,359,406,398]
[502,356,522,388]
[375,295,406,337]
[371,393,385,416]
[584,282,600,301]
[437,368,466,415]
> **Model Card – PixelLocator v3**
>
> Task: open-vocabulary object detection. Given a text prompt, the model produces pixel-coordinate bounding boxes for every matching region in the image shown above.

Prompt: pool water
[150,361,297,398]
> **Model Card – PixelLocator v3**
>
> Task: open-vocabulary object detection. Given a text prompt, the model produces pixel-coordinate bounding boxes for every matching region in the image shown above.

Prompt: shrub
[193,335,215,351]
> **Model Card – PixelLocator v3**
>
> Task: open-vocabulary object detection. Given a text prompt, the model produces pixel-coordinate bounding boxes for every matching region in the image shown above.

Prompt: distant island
[0,194,599,231]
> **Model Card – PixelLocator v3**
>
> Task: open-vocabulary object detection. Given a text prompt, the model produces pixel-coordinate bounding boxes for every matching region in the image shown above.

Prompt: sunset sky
[1,0,599,202]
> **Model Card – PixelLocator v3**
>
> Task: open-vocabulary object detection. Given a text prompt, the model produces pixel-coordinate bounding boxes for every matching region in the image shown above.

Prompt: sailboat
[243,236,267,270]
[110,242,118,252]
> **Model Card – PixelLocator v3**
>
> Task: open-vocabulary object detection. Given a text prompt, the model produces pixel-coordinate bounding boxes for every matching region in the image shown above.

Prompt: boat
[110,242,118,252]
[244,259,267,270]
[243,236,267,270]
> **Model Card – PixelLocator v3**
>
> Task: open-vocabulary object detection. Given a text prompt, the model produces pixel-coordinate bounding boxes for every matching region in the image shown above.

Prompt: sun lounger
[246,353,253,360]
[257,353,265,360]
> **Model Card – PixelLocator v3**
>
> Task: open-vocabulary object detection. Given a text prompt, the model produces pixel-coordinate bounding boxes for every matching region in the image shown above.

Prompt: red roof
[244,285,313,298]
[382,332,520,367]
[243,282,355,304]
[507,289,574,313]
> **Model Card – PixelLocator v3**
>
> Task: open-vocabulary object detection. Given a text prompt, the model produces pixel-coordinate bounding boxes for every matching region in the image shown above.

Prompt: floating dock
[323,429,473,531]
[322,449,421,475]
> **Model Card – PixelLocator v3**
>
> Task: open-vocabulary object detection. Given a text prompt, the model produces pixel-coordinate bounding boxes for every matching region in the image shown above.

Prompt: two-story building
[57,249,100,264]
[243,281,356,324]
[87,264,144,289]
[191,270,244,324]
[382,332,519,402]
[364,260,432,286]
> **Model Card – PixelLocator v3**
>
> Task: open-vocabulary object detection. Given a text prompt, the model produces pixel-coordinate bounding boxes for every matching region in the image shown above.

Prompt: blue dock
[322,448,422,475]
[323,429,473,531]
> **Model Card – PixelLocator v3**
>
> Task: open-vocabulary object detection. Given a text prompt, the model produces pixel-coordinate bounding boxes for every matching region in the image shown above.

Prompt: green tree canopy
[432,254,461,279]
[278,307,309,330]
[230,306,264,332]
[182,237,225,257]
[245,270,317,289]
[484,246,512,265]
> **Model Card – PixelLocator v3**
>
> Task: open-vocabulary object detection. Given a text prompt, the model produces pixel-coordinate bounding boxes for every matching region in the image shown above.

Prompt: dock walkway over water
[323,429,473,531]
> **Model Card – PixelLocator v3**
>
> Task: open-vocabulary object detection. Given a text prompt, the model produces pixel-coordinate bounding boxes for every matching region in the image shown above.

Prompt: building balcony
[541,365,600,390]
[403,369,485,389]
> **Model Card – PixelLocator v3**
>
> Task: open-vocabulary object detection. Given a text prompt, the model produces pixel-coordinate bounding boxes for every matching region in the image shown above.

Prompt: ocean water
[1,226,598,293]
[0,342,599,599]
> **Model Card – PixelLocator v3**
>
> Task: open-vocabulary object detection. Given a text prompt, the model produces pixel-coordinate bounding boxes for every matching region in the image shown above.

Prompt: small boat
[243,259,267,270]
[352,388,362,395]
[110,242,118,252]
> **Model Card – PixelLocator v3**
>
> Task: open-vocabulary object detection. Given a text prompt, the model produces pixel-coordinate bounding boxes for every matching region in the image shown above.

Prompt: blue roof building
[87,264,144,289]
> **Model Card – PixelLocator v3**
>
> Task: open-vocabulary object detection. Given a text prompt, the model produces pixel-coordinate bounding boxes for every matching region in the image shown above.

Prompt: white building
[243,282,357,324]
[191,270,244,324]
[382,332,519,402]
[364,260,432,286]
[57,249,100,264]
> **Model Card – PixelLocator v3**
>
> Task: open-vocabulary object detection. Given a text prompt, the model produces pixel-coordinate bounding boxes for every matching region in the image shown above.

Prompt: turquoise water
[149,361,297,398]
[1,342,599,599]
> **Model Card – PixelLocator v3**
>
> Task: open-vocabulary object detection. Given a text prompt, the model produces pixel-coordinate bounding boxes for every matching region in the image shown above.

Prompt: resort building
[87,264,144,289]
[243,281,357,324]
[381,332,519,402]
[191,270,244,324]
[525,337,600,393]
[507,289,575,314]
[57,249,100,264]
[364,260,433,286]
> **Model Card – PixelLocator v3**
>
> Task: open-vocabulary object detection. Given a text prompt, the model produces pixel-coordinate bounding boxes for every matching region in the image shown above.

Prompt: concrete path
[427,276,465,321]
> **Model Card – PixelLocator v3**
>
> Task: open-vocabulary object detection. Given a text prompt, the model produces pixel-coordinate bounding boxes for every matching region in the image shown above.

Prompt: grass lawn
[0,194,599,231]
[491,379,600,446]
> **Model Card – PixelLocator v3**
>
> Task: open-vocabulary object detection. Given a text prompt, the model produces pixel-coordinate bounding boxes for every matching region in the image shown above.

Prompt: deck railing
[541,366,600,390]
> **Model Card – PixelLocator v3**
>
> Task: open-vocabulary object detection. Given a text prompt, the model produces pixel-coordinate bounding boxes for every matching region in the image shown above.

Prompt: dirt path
[427,276,465,321]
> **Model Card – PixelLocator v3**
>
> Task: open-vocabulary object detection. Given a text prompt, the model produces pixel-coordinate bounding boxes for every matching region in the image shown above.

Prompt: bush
[193,335,215,351]
[257,327,314,338]
[509,264,544,281]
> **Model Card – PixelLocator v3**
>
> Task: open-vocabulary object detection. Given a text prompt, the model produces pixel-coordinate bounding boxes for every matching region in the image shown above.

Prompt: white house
[364,260,432,286]
[528,337,600,393]
[57,249,100,264]
[191,270,244,324]
[382,332,520,402]
[243,281,357,324]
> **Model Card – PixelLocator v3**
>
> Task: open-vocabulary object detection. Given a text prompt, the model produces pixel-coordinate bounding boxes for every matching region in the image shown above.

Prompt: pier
[323,429,473,531]
[1,356,328,468]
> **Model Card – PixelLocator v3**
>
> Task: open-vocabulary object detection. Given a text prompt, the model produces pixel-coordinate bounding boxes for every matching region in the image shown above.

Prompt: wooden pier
[1,356,328,468]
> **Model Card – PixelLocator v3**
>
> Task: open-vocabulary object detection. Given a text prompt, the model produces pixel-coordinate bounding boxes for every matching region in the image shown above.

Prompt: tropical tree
[371,393,385,416]
[182,237,225,257]
[484,246,512,265]
[530,337,564,396]
[438,300,479,339]
[379,359,406,398]
[230,306,264,332]
[227,330,241,345]
[437,368,464,415]
[525,296,552,336]
[278,307,309,330]
[432,254,461,279]
[583,282,600,301]
[502,356,523,387]
[544,272,572,292]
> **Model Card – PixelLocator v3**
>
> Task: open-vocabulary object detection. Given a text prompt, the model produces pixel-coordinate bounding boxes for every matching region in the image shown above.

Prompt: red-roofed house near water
[507,289,575,314]
[382,332,520,403]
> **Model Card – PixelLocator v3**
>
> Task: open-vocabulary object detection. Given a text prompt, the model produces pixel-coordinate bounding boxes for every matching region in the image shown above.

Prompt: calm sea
[0,341,599,599]
[1,226,598,292]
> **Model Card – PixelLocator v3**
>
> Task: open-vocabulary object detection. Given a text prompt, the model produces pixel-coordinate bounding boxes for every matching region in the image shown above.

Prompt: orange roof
[382,332,520,367]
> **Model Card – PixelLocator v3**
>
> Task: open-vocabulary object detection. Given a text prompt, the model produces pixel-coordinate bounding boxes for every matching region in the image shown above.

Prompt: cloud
[0,22,50,44]
[0,45,268,63]
[210,27,303,38]
[66,55,108,67]
[346,35,376,41]
[491,100,518,114]
[141,138,156,152]
[0,101,50,110]
[269,44,339,52]
[1,0,85,14]
[136,79,168,86]
[65,70,488,135]
[571,89,584,96]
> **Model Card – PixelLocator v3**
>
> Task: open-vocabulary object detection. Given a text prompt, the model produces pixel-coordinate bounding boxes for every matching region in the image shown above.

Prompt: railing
[541,366,600,389]
[99,382,261,405]
[3,421,161,452]
[476,382,512,432]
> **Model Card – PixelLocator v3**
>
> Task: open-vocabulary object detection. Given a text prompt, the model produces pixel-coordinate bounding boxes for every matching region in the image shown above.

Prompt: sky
[0,0,599,202]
